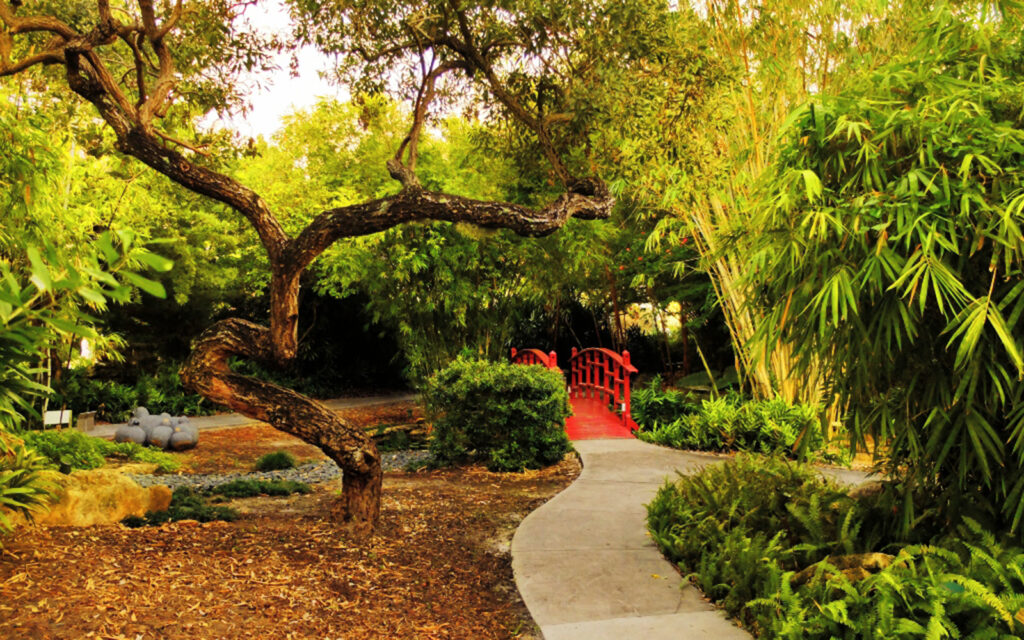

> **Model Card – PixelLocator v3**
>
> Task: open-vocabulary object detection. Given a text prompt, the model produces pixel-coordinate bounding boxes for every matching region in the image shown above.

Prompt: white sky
[204,1,348,139]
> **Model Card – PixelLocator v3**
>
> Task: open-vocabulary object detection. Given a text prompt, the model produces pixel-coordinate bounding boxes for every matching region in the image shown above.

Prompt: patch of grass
[210,478,311,499]
[122,487,238,527]
[97,440,180,473]
[254,450,296,471]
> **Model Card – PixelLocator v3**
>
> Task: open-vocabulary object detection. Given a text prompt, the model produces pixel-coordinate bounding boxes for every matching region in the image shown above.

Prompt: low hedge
[423,357,571,472]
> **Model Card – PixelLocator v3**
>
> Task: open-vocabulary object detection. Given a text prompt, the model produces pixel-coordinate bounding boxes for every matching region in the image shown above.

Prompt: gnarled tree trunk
[178,318,383,525]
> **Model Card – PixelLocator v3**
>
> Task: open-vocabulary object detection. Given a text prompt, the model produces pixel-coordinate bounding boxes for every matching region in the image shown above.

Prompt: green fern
[647,455,1024,638]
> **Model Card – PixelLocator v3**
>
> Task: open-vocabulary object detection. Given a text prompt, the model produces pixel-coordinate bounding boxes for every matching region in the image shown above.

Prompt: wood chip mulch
[0,458,580,639]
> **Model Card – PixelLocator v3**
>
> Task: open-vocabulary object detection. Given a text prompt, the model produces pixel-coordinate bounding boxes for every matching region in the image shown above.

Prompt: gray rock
[169,428,197,451]
[139,415,163,439]
[149,425,173,449]
[133,406,150,419]
[114,424,146,445]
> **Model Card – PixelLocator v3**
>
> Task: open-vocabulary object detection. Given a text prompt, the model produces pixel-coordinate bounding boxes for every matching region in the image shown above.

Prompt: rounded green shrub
[254,450,297,471]
[423,356,572,472]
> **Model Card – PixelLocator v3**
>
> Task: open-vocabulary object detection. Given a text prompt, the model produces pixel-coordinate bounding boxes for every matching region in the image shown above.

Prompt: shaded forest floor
[0,404,579,639]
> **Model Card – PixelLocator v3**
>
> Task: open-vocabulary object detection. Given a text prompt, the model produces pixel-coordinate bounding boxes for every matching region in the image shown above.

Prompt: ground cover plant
[123,481,312,528]
[210,478,311,499]
[632,376,700,427]
[254,450,297,472]
[122,487,239,528]
[424,357,571,472]
[636,386,824,457]
[20,430,180,473]
[648,455,1024,638]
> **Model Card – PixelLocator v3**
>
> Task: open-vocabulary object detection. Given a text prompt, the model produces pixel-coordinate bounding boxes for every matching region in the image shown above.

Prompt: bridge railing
[569,348,638,428]
[510,346,639,429]
[509,348,559,370]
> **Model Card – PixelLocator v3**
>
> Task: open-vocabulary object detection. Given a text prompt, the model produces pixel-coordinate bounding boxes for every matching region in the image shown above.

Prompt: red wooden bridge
[510,347,638,440]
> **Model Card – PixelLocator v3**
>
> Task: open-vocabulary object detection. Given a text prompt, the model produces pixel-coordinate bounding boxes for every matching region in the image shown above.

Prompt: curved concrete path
[511,439,752,639]
[511,439,871,639]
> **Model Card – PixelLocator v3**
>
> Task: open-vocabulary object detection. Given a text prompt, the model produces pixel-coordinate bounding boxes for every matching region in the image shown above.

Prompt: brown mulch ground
[0,460,579,639]
[0,400,579,639]
[177,401,424,474]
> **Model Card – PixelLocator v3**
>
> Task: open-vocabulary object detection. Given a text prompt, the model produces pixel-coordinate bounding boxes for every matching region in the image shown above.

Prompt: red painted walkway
[566,397,636,441]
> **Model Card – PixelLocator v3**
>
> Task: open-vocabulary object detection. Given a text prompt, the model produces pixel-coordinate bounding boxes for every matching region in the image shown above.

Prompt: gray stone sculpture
[113,407,199,450]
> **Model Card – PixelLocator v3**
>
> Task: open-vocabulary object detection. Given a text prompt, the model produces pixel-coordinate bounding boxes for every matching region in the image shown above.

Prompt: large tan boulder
[29,469,172,527]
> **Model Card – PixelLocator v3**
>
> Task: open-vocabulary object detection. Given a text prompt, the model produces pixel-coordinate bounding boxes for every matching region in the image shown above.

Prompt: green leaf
[801,170,823,202]
[134,249,174,273]
[121,272,166,298]
[96,233,119,264]
[26,247,52,291]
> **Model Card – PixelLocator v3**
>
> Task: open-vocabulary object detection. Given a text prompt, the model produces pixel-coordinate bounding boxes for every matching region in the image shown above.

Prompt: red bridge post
[622,350,632,427]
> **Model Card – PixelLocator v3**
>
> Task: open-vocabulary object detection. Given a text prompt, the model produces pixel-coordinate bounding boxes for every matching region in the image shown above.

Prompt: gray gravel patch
[130,449,432,491]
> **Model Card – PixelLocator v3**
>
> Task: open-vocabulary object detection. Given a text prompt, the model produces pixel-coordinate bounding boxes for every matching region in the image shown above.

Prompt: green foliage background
[750,5,1024,533]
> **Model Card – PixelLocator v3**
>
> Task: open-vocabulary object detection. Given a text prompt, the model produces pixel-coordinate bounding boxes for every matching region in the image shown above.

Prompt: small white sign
[43,410,72,426]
